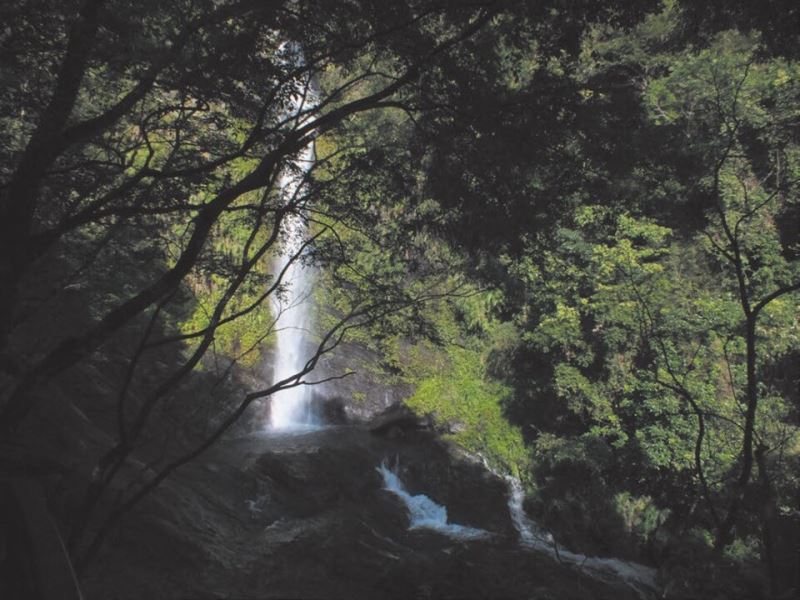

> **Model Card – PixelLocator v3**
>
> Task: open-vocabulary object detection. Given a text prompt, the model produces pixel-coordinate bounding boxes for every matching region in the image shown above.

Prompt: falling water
[461,451,658,596]
[268,48,320,431]
[377,461,489,540]
[268,180,318,431]
[504,476,658,597]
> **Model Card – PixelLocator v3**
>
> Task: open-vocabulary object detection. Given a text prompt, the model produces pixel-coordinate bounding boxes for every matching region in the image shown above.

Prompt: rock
[317,395,348,424]
[396,445,517,539]
[367,403,430,436]
[440,420,467,434]
[307,341,413,423]
[81,427,650,600]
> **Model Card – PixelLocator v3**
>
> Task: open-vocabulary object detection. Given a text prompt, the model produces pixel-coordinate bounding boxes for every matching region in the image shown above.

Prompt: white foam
[377,462,489,541]
[505,476,658,595]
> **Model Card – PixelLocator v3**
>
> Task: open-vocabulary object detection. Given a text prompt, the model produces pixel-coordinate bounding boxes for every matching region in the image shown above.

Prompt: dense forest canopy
[0,1,798,598]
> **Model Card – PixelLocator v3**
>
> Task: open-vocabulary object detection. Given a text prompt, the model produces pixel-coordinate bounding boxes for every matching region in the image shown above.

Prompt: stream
[84,425,658,600]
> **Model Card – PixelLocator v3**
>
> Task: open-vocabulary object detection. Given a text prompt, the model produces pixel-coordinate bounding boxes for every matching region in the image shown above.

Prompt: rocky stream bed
[81,423,655,600]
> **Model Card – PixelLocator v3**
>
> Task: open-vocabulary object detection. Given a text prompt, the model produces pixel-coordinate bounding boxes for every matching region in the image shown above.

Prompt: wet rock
[392,443,517,539]
[317,395,348,424]
[81,427,649,600]
[310,341,413,423]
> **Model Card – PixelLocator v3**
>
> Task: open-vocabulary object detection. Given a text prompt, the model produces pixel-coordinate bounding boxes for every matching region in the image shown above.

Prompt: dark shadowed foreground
[83,426,644,600]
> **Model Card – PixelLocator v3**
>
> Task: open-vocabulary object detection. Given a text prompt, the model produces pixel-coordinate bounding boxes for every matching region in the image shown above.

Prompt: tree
[0,0,499,570]
[0,0,499,429]
[645,29,800,569]
[386,3,799,589]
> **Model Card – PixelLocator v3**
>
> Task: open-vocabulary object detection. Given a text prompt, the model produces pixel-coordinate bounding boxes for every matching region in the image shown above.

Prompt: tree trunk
[755,444,778,597]
[716,316,758,550]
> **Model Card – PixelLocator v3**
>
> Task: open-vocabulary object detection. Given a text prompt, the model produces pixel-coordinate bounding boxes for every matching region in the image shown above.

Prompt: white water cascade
[268,183,318,431]
[504,476,658,596]
[377,461,489,541]
[377,456,657,595]
[268,51,320,431]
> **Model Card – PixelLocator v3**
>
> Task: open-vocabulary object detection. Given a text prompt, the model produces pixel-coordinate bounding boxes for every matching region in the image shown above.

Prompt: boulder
[367,403,431,437]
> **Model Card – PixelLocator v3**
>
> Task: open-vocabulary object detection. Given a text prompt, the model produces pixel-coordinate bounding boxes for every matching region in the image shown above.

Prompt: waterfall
[504,476,658,596]
[270,196,318,430]
[268,47,321,431]
[377,461,489,540]
[268,143,319,431]
[505,476,555,551]
[463,451,658,596]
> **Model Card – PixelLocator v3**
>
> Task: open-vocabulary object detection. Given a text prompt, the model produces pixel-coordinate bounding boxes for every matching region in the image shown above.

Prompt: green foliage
[614,491,670,541]
[302,6,800,589]
[407,344,530,478]
[179,270,275,368]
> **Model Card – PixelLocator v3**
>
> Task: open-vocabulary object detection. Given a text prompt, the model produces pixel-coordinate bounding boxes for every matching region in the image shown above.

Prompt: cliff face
[308,340,413,424]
